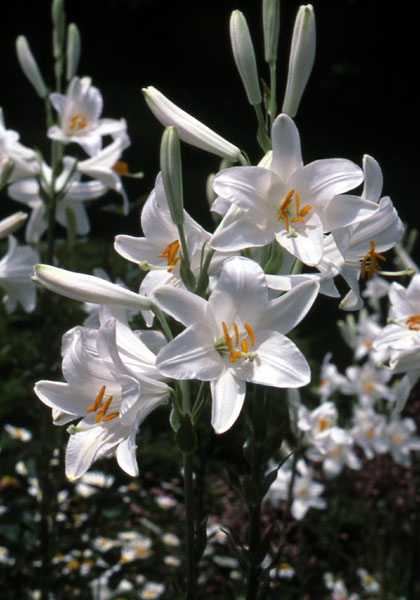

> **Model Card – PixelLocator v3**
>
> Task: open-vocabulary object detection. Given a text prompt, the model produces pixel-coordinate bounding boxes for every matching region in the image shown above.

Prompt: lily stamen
[277,189,312,231]
[112,161,129,176]
[406,315,420,331]
[86,385,106,413]
[156,240,181,272]
[69,113,88,131]
[86,386,119,425]
[360,241,386,279]
[221,321,255,363]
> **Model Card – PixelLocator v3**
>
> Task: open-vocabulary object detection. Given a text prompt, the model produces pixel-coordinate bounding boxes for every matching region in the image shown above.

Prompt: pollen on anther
[233,322,239,346]
[244,323,255,346]
[86,385,106,413]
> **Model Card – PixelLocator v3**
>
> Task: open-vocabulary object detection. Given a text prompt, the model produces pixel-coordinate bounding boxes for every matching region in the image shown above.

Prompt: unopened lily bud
[52,0,66,58]
[263,0,280,64]
[0,212,28,240]
[16,36,48,98]
[160,127,184,226]
[282,4,316,118]
[33,264,153,310]
[143,86,242,162]
[230,10,262,106]
[66,23,81,81]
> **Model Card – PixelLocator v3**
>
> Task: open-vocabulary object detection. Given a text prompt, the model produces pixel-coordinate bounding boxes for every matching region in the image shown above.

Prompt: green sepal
[169,406,181,432]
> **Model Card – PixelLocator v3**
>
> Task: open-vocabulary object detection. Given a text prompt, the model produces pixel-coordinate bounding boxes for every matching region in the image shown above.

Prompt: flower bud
[160,127,184,226]
[230,10,262,106]
[33,264,153,310]
[0,212,28,240]
[143,86,242,162]
[282,5,316,118]
[16,36,48,98]
[52,0,66,58]
[66,23,81,81]
[263,0,280,64]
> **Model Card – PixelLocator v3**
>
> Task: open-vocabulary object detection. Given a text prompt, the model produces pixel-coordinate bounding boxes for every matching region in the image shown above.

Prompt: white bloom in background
[317,353,347,401]
[266,459,326,520]
[0,109,38,183]
[340,361,394,408]
[211,114,376,266]
[140,582,165,599]
[156,257,318,433]
[351,406,388,459]
[8,157,109,243]
[385,415,420,467]
[143,86,242,162]
[0,235,38,313]
[34,309,171,479]
[356,568,380,593]
[48,77,127,156]
[307,427,361,477]
[297,401,338,445]
[0,212,27,239]
[4,423,32,441]
[338,310,387,363]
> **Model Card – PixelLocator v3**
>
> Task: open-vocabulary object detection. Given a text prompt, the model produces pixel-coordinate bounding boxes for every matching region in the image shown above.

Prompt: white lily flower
[142,86,243,162]
[328,155,404,310]
[77,134,131,215]
[351,406,388,459]
[266,459,326,520]
[35,310,171,479]
[373,274,420,376]
[0,235,39,313]
[115,173,228,325]
[0,109,38,183]
[48,77,127,156]
[155,256,318,433]
[211,114,376,266]
[33,264,153,310]
[317,352,347,402]
[0,212,27,239]
[8,157,108,242]
[307,426,361,478]
[340,361,393,408]
[296,401,338,444]
[385,414,420,467]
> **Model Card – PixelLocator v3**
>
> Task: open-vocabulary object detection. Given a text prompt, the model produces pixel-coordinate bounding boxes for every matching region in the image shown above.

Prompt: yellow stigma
[156,240,181,272]
[277,189,312,232]
[69,113,88,131]
[221,321,255,363]
[112,160,129,175]
[406,314,420,331]
[360,241,386,279]
[86,386,119,424]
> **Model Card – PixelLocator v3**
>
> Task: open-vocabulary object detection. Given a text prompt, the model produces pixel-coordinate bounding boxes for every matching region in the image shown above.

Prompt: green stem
[245,389,263,600]
[183,451,197,599]
[151,304,173,341]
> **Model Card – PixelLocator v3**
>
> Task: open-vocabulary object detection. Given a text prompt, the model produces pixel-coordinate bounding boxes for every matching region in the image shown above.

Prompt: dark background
[1,0,419,260]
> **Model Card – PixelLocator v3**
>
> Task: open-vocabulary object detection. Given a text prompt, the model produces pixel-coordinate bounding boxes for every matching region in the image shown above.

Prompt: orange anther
[360,241,386,279]
[244,323,255,346]
[86,385,106,413]
[156,240,181,271]
[233,322,239,346]
[112,161,129,176]
[406,315,420,331]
